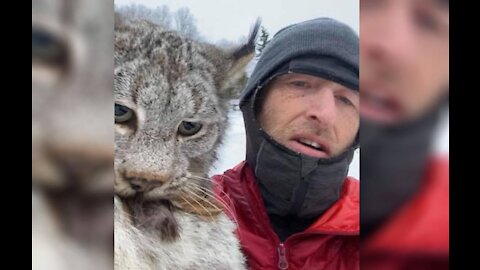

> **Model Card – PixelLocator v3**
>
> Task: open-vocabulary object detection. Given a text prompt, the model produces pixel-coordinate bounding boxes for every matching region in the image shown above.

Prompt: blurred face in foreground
[360,0,449,124]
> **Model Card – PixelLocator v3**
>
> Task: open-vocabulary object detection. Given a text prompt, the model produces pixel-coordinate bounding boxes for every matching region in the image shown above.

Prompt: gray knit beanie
[240,17,359,107]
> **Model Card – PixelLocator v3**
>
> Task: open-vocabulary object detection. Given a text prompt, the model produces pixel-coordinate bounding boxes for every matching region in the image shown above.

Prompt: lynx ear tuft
[219,18,261,97]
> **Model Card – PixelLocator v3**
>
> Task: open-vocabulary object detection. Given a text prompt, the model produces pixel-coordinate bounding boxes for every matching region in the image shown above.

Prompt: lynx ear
[219,18,261,98]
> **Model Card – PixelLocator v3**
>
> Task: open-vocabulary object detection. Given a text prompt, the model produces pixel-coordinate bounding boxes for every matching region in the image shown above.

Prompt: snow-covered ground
[210,100,361,179]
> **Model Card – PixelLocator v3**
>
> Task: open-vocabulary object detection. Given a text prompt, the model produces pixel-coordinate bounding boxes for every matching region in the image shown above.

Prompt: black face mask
[254,133,354,220]
[360,104,445,238]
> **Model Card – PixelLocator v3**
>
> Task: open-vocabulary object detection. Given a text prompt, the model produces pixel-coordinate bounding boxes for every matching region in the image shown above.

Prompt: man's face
[258,73,359,158]
[360,0,449,124]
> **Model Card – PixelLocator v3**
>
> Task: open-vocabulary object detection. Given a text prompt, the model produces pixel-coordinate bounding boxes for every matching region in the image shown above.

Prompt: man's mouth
[298,138,323,150]
[288,136,330,158]
[360,90,403,124]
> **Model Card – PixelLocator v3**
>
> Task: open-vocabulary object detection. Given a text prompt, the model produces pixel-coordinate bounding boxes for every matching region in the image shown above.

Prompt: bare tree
[152,5,171,29]
[115,4,172,29]
[173,7,200,40]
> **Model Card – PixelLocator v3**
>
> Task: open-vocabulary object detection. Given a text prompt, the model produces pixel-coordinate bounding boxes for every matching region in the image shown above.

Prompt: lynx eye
[115,104,133,123]
[178,121,202,136]
[32,27,68,69]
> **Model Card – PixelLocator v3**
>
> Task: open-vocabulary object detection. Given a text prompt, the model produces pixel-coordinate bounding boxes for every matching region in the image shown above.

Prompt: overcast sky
[115,0,359,43]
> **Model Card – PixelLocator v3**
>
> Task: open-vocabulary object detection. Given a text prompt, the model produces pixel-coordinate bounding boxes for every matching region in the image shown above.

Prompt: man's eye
[290,81,310,88]
[336,96,354,106]
[415,11,442,33]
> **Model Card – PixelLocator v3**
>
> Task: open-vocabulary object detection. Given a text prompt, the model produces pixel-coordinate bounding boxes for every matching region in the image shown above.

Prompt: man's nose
[305,88,337,128]
[362,4,416,74]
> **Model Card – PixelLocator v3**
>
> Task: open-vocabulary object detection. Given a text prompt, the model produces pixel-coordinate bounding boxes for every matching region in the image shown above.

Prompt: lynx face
[32,1,114,269]
[114,17,258,235]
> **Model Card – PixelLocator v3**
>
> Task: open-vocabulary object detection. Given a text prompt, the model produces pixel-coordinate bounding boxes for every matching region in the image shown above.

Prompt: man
[360,0,449,269]
[213,18,360,270]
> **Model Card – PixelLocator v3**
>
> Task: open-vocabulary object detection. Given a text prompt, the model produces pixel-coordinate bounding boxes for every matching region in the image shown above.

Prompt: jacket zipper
[277,243,289,270]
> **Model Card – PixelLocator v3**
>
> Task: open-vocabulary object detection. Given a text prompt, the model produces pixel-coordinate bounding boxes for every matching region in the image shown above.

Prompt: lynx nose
[124,171,171,193]
[129,178,146,191]
[128,178,165,192]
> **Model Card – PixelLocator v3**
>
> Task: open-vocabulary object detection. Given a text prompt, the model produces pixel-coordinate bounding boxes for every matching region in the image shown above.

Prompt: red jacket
[213,161,360,270]
[362,157,449,270]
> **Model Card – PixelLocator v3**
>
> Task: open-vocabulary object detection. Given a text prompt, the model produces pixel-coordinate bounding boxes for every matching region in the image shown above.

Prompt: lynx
[114,15,259,270]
